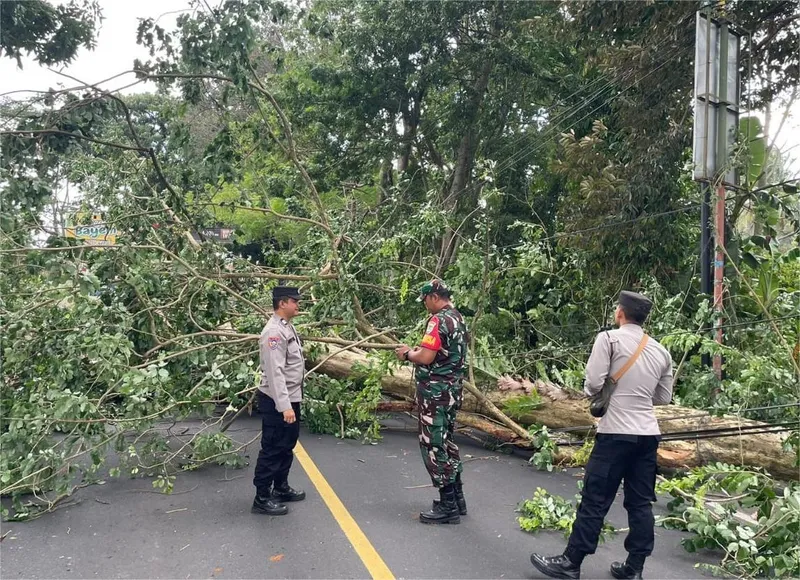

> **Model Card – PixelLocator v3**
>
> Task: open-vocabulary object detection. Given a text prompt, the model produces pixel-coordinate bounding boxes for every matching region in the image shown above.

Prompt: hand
[395,346,411,362]
[283,408,296,424]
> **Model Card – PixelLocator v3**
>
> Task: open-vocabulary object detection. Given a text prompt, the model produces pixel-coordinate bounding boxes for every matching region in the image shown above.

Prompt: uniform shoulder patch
[420,316,442,350]
[268,336,281,350]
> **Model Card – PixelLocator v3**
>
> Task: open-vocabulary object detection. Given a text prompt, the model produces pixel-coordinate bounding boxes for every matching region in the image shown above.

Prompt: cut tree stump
[309,348,800,480]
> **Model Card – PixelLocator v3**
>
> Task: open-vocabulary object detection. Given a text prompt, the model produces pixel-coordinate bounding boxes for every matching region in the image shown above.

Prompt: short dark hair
[620,303,649,325]
[272,297,288,310]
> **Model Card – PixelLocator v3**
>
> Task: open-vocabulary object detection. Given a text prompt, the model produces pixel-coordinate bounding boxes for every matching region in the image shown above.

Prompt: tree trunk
[378,155,393,205]
[310,349,800,481]
[436,60,494,276]
[375,401,529,444]
[398,91,423,173]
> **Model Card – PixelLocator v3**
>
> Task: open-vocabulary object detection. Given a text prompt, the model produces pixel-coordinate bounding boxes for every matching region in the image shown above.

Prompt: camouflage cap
[417,279,451,302]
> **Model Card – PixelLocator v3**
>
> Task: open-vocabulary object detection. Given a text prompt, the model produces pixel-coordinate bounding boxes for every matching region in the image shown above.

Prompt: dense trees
[1,0,798,528]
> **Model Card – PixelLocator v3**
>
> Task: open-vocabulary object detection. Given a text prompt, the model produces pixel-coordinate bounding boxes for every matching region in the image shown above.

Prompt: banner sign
[65,213,117,246]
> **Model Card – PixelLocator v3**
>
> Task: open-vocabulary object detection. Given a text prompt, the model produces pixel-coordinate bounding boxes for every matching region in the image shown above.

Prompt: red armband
[420,316,442,351]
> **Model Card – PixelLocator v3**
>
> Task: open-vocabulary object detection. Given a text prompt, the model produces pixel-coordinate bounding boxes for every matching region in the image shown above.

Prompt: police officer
[251,286,307,515]
[530,291,673,580]
[395,279,469,525]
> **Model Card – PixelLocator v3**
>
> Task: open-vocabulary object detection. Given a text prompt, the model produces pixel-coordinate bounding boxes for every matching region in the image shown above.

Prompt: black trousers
[252,392,301,493]
[566,434,659,569]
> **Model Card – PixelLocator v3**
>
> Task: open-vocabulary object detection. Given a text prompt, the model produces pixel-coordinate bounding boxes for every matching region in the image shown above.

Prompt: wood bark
[436,59,494,275]
[374,401,529,445]
[398,90,423,173]
[311,349,799,481]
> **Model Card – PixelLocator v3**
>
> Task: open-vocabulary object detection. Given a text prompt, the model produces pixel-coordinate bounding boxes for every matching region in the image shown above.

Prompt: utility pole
[692,12,741,378]
[713,20,730,379]
[698,15,714,370]
[700,183,712,368]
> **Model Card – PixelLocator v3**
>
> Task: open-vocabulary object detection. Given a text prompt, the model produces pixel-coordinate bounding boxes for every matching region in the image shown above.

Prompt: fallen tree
[310,348,800,480]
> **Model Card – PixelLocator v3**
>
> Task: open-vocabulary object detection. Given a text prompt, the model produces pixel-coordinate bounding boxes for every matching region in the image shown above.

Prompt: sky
[0,0,194,99]
[0,0,798,176]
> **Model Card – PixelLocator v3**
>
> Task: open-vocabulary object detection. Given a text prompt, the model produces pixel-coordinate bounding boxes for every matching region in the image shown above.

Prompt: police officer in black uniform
[530,291,674,580]
[251,286,307,515]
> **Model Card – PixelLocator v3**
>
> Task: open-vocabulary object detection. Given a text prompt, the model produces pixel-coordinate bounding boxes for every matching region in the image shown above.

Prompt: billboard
[692,12,741,185]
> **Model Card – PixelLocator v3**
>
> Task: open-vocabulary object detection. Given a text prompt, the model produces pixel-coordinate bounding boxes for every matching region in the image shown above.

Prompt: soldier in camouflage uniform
[395,279,469,525]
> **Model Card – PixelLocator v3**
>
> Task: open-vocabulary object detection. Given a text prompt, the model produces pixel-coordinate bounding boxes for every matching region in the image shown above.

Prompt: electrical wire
[556,423,799,446]
[661,424,799,443]
[657,402,800,423]
[498,312,800,359]
[489,41,694,180]
[660,419,800,439]
[551,406,800,448]
[551,402,800,434]
[470,317,800,361]
[502,189,799,249]
[424,17,693,188]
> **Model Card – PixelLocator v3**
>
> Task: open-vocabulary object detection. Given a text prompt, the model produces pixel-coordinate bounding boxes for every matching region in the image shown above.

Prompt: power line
[483,189,799,251]
[421,12,692,187]
[661,424,798,442]
[552,401,800,431]
[489,42,694,180]
[469,312,800,360]
[557,421,799,446]
[494,8,698,172]
[660,419,800,440]
[470,312,800,347]
[551,403,800,445]
[442,43,698,251]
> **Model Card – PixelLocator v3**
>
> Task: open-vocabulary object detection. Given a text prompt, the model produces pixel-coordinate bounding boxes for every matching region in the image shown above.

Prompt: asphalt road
[1,416,718,579]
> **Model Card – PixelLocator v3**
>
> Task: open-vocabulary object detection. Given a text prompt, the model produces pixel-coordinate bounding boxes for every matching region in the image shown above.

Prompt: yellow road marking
[294,442,395,580]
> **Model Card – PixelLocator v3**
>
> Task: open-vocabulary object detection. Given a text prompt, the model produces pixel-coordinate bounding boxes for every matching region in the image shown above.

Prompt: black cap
[273,286,302,301]
[618,290,652,318]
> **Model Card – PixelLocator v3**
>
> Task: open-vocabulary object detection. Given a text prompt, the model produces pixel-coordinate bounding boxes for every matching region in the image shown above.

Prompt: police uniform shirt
[258,314,304,412]
[584,323,673,436]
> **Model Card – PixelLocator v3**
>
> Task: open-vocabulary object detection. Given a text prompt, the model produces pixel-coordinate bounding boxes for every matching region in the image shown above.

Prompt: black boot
[610,562,643,580]
[432,481,467,515]
[252,488,288,515]
[453,481,467,515]
[420,485,460,524]
[272,481,306,502]
[529,553,581,580]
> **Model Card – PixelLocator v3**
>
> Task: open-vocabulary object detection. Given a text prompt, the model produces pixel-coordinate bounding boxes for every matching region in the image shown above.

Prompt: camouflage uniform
[416,305,469,488]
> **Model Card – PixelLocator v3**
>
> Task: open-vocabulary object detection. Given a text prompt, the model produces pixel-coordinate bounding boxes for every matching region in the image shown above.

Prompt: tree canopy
[1,3,798,564]
[0,0,102,68]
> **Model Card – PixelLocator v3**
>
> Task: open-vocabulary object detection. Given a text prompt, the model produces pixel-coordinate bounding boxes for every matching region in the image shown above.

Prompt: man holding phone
[395,279,469,524]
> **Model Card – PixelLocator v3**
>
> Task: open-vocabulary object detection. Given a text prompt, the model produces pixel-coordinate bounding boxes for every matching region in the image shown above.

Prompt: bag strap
[610,334,649,382]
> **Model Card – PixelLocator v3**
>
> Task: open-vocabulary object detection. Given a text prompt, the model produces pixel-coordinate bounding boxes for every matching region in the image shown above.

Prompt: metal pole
[699,12,714,369]
[713,182,726,379]
[700,182,712,368]
[700,183,713,297]
[713,21,730,380]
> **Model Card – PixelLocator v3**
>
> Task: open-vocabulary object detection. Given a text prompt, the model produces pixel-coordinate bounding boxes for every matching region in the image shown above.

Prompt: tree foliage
[0,0,102,68]
[518,464,800,579]
[1,0,798,532]
[658,464,800,578]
